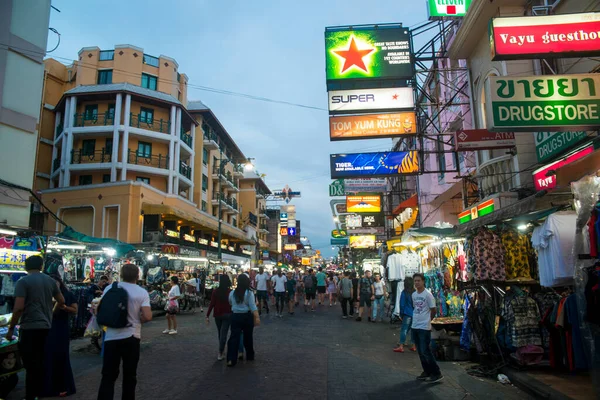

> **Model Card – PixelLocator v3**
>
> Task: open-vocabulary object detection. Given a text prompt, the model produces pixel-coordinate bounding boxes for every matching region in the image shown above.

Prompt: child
[163,276,180,335]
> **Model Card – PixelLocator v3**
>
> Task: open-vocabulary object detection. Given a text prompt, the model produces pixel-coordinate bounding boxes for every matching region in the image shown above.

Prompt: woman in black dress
[42,274,77,397]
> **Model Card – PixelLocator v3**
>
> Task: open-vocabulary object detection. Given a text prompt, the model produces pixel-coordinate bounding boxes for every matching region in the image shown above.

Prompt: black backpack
[96,282,129,328]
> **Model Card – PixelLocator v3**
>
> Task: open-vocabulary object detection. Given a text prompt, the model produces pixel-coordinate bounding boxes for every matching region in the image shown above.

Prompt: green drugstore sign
[428,0,472,18]
[486,74,600,132]
[534,131,590,163]
[325,26,413,81]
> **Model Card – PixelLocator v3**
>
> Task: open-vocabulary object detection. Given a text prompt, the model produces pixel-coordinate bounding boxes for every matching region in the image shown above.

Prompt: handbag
[166,299,179,314]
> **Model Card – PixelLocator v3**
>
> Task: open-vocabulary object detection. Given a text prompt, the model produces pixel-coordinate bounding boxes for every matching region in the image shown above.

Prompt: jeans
[19,329,49,400]
[399,315,413,345]
[412,329,440,377]
[340,297,353,316]
[275,291,285,313]
[372,296,385,320]
[98,336,141,400]
[227,313,254,365]
[214,314,231,354]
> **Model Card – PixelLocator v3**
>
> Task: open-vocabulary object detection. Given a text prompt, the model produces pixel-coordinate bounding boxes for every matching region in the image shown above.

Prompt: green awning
[407,227,456,237]
[57,226,135,257]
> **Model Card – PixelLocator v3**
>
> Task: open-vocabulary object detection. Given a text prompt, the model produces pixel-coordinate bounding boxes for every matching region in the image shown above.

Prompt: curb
[500,367,574,400]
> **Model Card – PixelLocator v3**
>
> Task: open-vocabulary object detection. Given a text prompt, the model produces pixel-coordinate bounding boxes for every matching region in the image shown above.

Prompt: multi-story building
[239,171,271,251]
[0,0,51,229]
[33,44,266,264]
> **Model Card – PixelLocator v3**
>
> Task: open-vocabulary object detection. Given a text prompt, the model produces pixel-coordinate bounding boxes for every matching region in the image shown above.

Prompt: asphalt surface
[10,302,532,399]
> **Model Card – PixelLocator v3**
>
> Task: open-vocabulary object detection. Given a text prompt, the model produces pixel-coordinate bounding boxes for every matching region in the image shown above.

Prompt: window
[105,138,113,155]
[84,104,98,120]
[107,104,115,119]
[177,72,181,83]
[136,177,150,184]
[139,107,154,124]
[202,201,207,212]
[137,142,152,158]
[67,70,72,82]
[202,174,208,192]
[99,50,114,61]
[232,218,237,227]
[203,148,208,165]
[82,139,96,156]
[143,54,159,67]
[79,175,93,185]
[141,73,157,90]
[97,70,112,85]
[102,174,111,183]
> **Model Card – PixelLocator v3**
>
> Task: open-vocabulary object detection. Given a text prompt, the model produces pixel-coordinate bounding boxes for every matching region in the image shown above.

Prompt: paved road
[11,303,531,399]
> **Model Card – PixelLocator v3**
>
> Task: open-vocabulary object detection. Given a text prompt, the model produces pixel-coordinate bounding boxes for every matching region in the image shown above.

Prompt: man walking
[338,271,354,318]
[356,270,374,322]
[315,267,327,305]
[286,271,297,315]
[271,269,287,318]
[411,273,443,383]
[7,255,65,400]
[98,263,152,399]
[255,267,270,315]
[303,269,317,312]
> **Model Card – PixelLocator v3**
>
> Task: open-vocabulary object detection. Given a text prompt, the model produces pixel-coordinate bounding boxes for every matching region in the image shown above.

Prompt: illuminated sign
[330,112,416,141]
[198,238,209,246]
[349,235,376,249]
[362,213,384,227]
[273,185,301,203]
[535,131,590,163]
[287,227,297,236]
[228,246,235,252]
[458,199,497,224]
[183,234,195,242]
[0,249,41,271]
[347,195,382,213]
[280,227,288,236]
[325,26,413,81]
[161,244,179,254]
[428,0,471,18]
[302,257,311,266]
[331,230,348,238]
[346,214,362,228]
[242,249,253,256]
[328,88,414,113]
[533,144,594,191]
[284,244,297,251]
[485,74,600,131]
[490,13,600,61]
[331,151,419,178]
[165,229,179,238]
[280,212,288,221]
[210,241,219,248]
[454,129,516,151]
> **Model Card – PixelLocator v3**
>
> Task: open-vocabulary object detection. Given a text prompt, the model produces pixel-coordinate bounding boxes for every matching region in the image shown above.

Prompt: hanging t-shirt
[411,289,436,331]
[12,237,37,252]
[0,237,14,249]
[271,275,287,293]
[386,253,405,281]
[400,250,421,278]
[532,212,576,287]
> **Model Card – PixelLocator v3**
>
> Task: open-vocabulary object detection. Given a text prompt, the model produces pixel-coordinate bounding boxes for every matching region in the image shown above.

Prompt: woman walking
[394,277,417,353]
[227,274,260,367]
[371,273,388,322]
[327,273,337,306]
[206,275,232,361]
[42,274,77,397]
[163,276,180,335]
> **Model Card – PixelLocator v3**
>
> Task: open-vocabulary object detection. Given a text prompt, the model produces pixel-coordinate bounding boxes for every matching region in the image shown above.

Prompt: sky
[47,0,429,258]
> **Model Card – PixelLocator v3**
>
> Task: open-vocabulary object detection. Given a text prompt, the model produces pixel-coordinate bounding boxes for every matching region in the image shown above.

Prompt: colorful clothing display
[468,228,506,281]
[501,230,533,280]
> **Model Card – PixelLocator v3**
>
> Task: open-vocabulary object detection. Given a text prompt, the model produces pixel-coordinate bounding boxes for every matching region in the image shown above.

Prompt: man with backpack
[338,270,354,319]
[356,270,374,322]
[97,264,152,400]
[302,269,317,312]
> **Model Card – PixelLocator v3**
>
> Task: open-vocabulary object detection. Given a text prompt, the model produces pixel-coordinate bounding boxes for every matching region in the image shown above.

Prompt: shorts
[305,292,316,300]
[166,307,179,315]
[359,296,372,308]
[317,286,327,294]
[286,292,295,303]
[256,290,268,302]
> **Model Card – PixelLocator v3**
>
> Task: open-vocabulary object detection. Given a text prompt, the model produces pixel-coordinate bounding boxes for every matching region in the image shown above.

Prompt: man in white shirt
[411,273,443,384]
[255,267,270,315]
[270,269,288,318]
[97,264,152,400]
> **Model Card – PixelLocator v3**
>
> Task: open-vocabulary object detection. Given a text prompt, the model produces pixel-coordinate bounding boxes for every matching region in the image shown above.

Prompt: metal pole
[217,155,225,262]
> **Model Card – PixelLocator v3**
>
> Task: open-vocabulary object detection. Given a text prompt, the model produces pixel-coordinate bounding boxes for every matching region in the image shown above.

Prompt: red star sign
[333,36,375,74]
[392,94,399,100]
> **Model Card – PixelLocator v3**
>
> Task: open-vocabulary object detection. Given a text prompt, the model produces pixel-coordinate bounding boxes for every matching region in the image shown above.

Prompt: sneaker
[169,330,178,335]
[416,372,430,381]
[238,353,244,360]
[425,375,444,384]
[217,354,224,361]
[342,316,347,319]
[162,329,170,334]
[355,317,362,322]
[311,308,315,312]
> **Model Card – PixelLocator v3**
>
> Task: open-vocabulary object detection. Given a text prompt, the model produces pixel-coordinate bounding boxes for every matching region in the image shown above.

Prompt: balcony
[224,197,239,214]
[477,155,516,198]
[180,129,193,148]
[211,165,225,180]
[127,149,169,169]
[248,212,258,227]
[259,207,269,219]
[129,114,170,134]
[71,148,112,164]
[179,163,191,180]
[234,164,244,177]
[256,190,266,199]
[203,129,219,150]
[74,111,115,128]
[259,223,269,233]
[52,158,61,172]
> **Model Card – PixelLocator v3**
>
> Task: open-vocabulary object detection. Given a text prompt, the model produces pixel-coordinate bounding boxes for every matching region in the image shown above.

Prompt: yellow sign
[284,244,297,250]
[280,227,288,236]
[302,257,311,266]
[347,195,382,213]
[183,234,195,242]
[0,249,40,271]
[349,235,376,249]
[165,229,179,238]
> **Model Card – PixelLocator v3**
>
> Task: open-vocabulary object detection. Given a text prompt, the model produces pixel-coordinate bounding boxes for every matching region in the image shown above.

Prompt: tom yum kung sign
[490,13,600,60]
[485,74,600,131]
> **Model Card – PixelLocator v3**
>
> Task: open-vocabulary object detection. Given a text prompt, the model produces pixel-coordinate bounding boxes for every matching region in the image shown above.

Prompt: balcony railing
[477,155,515,198]
[129,114,170,134]
[74,111,115,127]
[179,163,191,179]
[259,224,269,231]
[55,123,63,138]
[127,149,169,169]
[180,131,193,147]
[248,212,258,227]
[71,148,112,164]
[212,165,225,176]
[234,164,244,175]
[52,158,61,172]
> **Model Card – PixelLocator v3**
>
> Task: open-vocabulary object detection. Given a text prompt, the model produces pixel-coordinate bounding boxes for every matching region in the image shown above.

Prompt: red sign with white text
[533,145,594,191]
[454,129,516,151]
[490,13,600,60]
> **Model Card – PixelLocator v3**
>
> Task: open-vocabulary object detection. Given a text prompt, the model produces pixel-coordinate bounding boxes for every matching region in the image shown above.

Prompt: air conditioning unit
[144,231,162,242]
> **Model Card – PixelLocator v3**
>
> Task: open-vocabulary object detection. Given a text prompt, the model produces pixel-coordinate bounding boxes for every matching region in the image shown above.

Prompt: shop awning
[57,226,135,257]
[393,194,418,215]
[555,147,600,190]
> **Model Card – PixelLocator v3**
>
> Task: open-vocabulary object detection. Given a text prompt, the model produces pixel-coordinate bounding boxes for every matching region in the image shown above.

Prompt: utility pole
[217,151,228,262]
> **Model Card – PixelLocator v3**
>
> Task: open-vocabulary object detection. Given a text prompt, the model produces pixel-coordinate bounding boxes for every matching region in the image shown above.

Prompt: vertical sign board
[428,0,472,18]
[485,74,600,131]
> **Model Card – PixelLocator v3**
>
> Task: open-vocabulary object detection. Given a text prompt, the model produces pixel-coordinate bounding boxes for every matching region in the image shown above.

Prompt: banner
[325,26,413,81]
[533,144,594,191]
[490,13,600,61]
[328,88,414,113]
[330,112,417,141]
[344,178,388,193]
[454,129,516,151]
[330,151,419,178]
[0,249,40,271]
[347,195,382,213]
[349,235,376,249]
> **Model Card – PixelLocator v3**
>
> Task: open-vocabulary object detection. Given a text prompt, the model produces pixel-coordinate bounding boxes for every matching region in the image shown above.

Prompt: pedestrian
[255,267,270,315]
[186,272,203,312]
[327,272,337,306]
[163,276,180,335]
[206,275,232,361]
[42,274,78,397]
[227,274,260,367]
[315,267,327,305]
[351,271,359,315]
[302,269,317,312]
[294,268,302,306]
[286,271,296,315]
[411,273,443,383]
[338,271,354,319]
[356,270,374,322]
[6,255,65,400]
[371,273,388,322]
[394,277,417,353]
[97,263,152,399]
[89,275,109,298]
[271,269,287,318]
